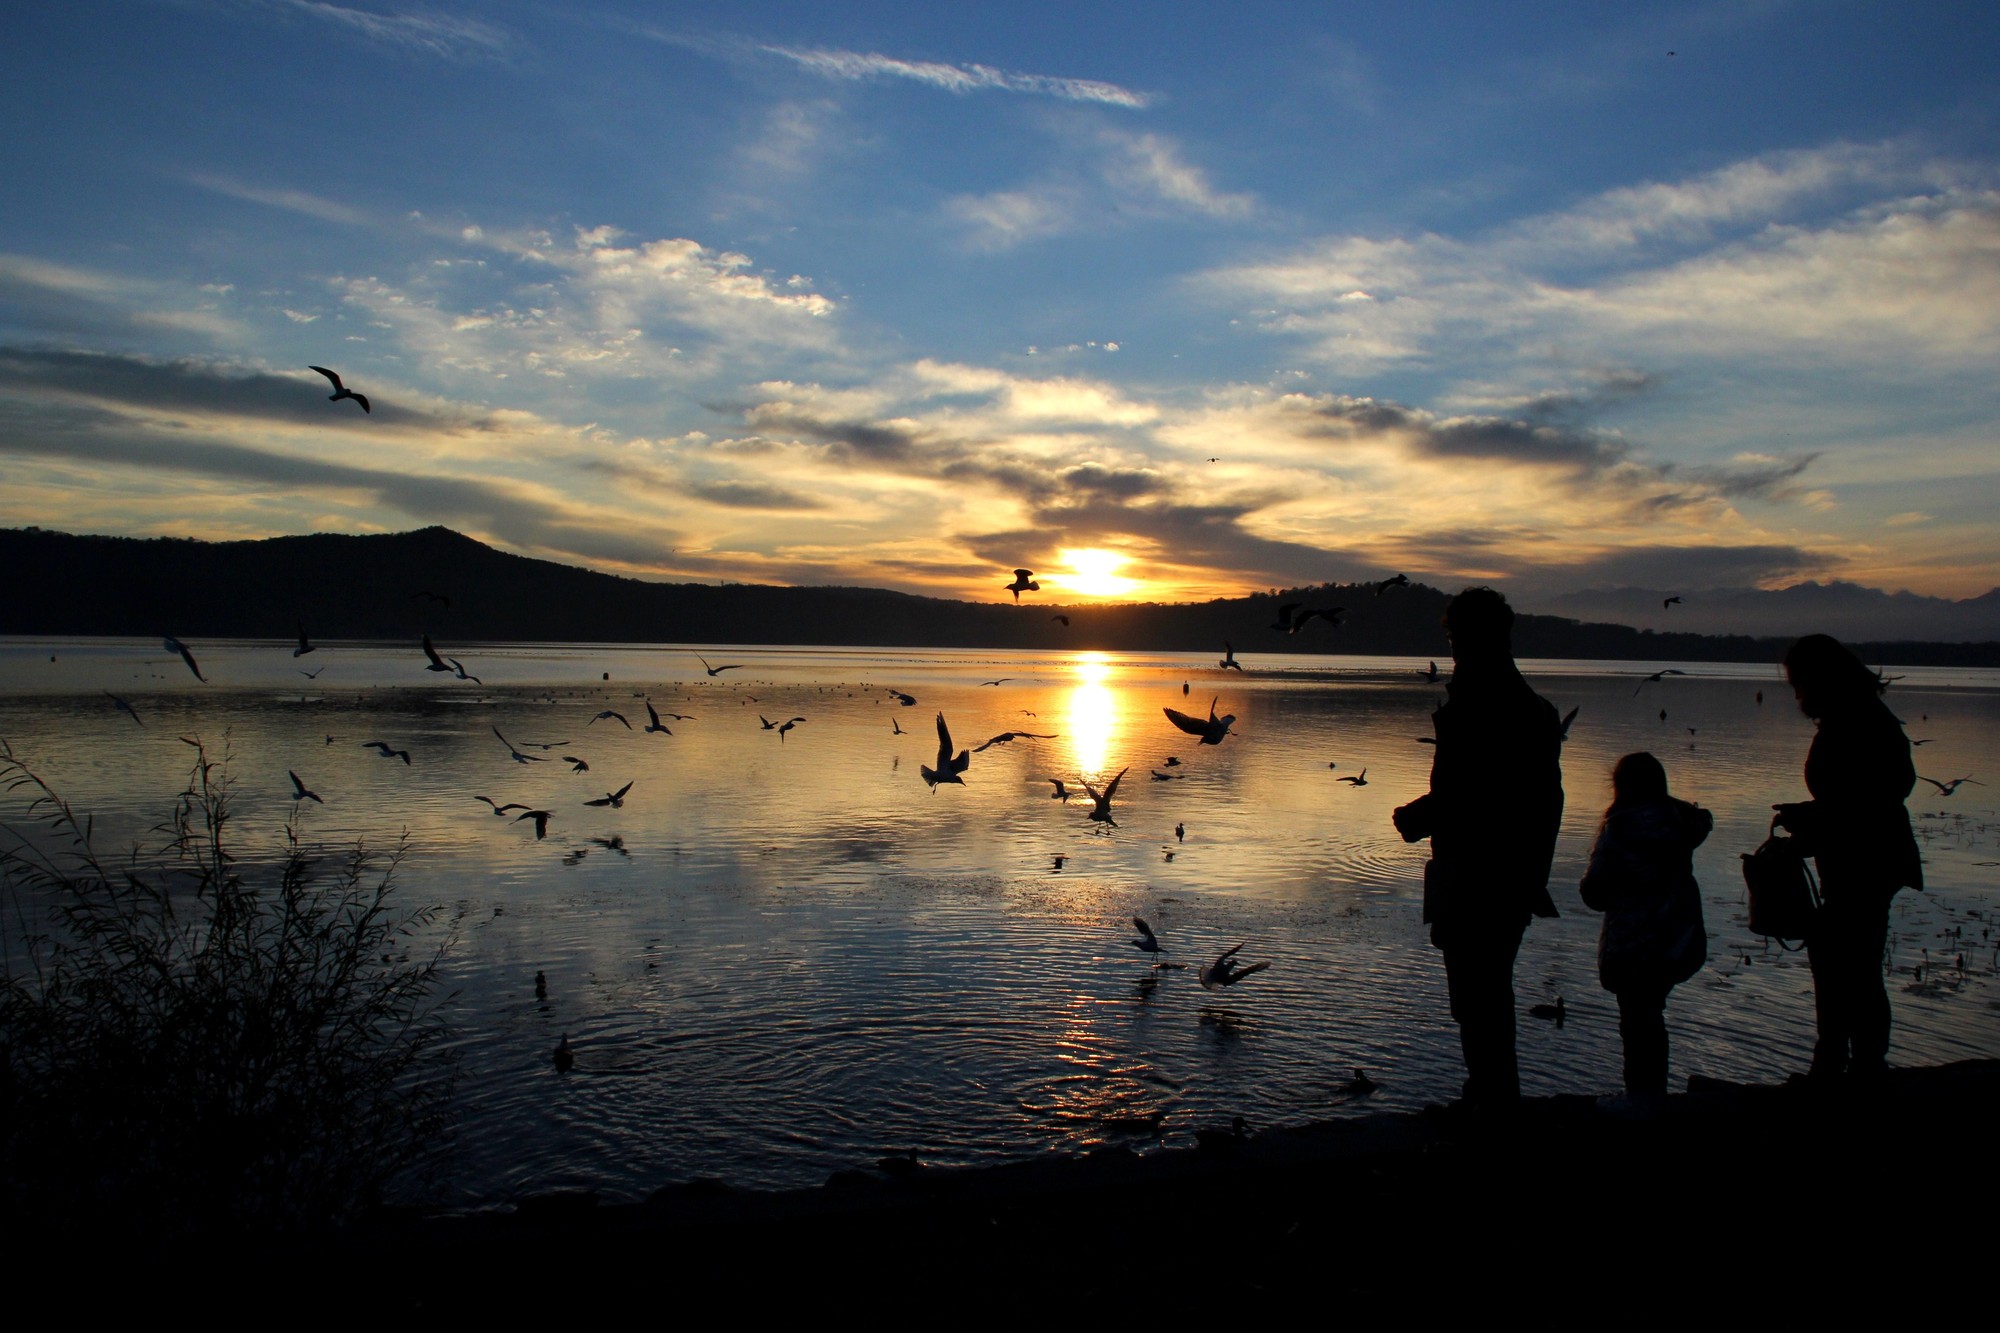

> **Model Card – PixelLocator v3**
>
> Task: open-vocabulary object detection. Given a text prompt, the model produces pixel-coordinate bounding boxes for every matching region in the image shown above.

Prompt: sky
[3,1,1997,618]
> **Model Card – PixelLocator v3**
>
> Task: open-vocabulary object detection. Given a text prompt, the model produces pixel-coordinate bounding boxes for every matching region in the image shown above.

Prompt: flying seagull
[104,691,144,726]
[1163,697,1237,746]
[562,755,590,773]
[288,770,324,804]
[493,727,547,764]
[972,730,1057,752]
[1199,943,1270,990]
[163,635,207,683]
[1632,668,1687,695]
[1084,767,1129,827]
[1920,776,1984,796]
[584,781,634,809]
[1375,574,1410,596]
[1337,768,1369,786]
[1131,917,1167,956]
[308,365,370,413]
[695,654,743,677]
[446,657,482,684]
[1219,641,1243,672]
[921,712,970,789]
[1005,569,1039,603]
[589,710,631,729]
[293,625,316,657]
[421,635,454,674]
[476,796,530,817]
[1050,614,1070,626]
[642,699,673,735]
[514,809,552,840]
[1048,778,1076,802]
[362,741,412,765]
[887,690,917,706]
[1663,595,1683,609]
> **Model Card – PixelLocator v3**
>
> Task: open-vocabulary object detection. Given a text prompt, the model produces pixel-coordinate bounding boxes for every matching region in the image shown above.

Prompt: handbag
[1741,817,1819,948]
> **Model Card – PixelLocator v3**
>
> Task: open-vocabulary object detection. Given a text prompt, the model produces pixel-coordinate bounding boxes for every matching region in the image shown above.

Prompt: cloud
[268,1,513,62]
[0,254,243,341]
[946,128,1257,249]
[1199,142,2000,374]
[183,173,377,227]
[760,44,1150,108]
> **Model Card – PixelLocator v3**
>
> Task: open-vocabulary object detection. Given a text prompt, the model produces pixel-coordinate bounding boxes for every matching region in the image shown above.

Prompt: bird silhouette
[362,741,411,765]
[1199,943,1269,990]
[1338,1068,1379,1097]
[583,781,633,808]
[292,625,316,657]
[887,690,917,706]
[288,770,324,804]
[1175,822,1185,842]
[1528,996,1566,1025]
[562,755,590,773]
[475,796,530,817]
[1559,705,1580,741]
[514,809,552,839]
[973,730,1057,752]
[534,970,548,1001]
[1920,776,1984,796]
[163,635,207,683]
[1050,614,1070,626]
[1219,641,1243,671]
[643,700,673,735]
[589,710,631,729]
[1375,574,1410,596]
[1005,569,1039,602]
[552,1034,574,1072]
[1337,768,1368,786]
[695,654,742,676]
[308,365,370,413]
[104,691,144,726]
[493,727,547,764]
[921,712,970,789]
[421,635,453,674]
[891,717,905,735]
[1085,767,1129,826]
[1632,669,1687,695]
[1131,917,1167,955]
[1663,595,1683,609]
[1163,697,1236,746]
[1270,603,1343,633]
[1423,660,1441,682]
[1048,778,1076,802]
[777,718,804,742]
[446,656,482,684]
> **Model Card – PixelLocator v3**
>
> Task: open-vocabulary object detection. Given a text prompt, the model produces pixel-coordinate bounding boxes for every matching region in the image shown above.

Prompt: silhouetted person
[1393,588,1563,1109]
[1580,752,1709,1105]
[1772,634,1922,1080]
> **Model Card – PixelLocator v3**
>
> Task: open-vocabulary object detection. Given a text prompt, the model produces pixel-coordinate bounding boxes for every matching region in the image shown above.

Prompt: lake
[3,637,1996,1208]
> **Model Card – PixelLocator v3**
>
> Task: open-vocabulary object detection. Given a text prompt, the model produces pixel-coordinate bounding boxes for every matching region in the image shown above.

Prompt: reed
[0,737,457,1235]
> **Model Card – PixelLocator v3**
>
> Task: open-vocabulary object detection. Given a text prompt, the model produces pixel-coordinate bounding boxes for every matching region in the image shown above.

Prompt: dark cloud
[0,346,499,433]
[1508,543,1841,602]
[0,400,677,569]
[687,478,827,510]
[743,407,923,462]
[1281,393,1631,470]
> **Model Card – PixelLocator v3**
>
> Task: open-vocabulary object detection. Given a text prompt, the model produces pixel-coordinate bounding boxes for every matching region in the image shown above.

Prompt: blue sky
[4,1,1997,614]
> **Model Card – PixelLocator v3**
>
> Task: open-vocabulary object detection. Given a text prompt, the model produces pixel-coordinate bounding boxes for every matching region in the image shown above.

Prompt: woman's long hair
[1607,751,1670,817]
[1782,633,1886,720]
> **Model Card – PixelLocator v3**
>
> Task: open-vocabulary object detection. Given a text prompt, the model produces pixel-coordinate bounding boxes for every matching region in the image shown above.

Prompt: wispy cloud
[761,44,1150,108]
[267,1,513,62]
[184,172,376,227]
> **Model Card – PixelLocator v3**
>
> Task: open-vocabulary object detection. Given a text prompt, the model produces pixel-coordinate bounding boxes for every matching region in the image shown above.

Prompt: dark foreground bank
[41,1061,1999,1317]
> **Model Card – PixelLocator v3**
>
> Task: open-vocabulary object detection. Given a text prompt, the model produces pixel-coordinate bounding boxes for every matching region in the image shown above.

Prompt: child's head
[1609,751,1670,810]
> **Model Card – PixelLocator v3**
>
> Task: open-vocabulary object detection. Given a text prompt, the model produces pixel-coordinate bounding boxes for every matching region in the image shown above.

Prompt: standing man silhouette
[1393,588,1565,1109]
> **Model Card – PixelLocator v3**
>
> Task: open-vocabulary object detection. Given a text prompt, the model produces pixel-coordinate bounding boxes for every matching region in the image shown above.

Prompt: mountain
[6,526,1996,666]
[1534,582,2000,644]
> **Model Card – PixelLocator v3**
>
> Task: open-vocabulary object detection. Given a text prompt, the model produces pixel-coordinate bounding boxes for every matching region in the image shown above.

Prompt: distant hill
[6,526,1996,667]
[1537,582,2000,643]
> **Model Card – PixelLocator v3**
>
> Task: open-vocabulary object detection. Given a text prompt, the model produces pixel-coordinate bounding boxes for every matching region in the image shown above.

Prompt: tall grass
[0,737,457,1234]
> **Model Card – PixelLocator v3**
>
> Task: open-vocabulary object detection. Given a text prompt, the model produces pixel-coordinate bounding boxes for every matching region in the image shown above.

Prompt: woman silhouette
[1773,635,1922,1080]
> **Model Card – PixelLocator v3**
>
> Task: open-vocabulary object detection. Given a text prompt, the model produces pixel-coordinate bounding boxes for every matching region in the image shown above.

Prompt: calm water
[4,638,1997,1207]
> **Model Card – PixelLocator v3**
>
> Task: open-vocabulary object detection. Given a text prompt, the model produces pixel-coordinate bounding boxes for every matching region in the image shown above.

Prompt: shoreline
[252,1059,1999,1312]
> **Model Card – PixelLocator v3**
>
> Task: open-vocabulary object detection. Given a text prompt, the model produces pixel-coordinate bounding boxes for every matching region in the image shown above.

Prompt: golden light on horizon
[1053,548,1140,599]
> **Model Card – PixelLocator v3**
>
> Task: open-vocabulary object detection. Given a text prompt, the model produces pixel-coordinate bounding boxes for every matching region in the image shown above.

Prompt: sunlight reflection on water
[3,638,1997,1205]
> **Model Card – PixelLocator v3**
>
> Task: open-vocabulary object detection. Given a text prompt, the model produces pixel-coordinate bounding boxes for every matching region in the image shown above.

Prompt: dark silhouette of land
[6,525,1996,666]
[39,1060,1996,1316]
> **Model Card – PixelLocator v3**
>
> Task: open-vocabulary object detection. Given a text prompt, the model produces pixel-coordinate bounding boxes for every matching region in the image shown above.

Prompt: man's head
[1443,586,1514,664]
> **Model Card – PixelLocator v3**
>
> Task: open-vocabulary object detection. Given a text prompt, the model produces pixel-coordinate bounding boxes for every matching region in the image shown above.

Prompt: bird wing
[308,365,343,390]
[1102,767,1128,802]
[933,712,953,767]
[350,392,371,413]
[1014,568,1034,581]
[1133,917,1157,944]
[612,781,633,799]
[423,635,448,669]
[1163,707,1207,737]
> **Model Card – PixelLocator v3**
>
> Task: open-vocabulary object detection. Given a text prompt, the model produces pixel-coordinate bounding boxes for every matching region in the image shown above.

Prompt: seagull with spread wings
[921,712,970,789]
[1085,767,1129,827]
[492,727,547,764]
[1199,943,1270,990]
[163,635,207,683]
[308,365,370,413]
[584,781,633,808]
[973,730,1057,752]
[695,654,743,677]
[1218,641,1243,672]
[1005,569,1039,603]
[1131,917,1167,956]
[1164,697,1237,746]
[288,770,324,804]
[362,741,411,765]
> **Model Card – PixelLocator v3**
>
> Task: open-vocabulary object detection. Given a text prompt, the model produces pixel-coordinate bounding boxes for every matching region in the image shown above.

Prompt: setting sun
[1055,548,1140,599]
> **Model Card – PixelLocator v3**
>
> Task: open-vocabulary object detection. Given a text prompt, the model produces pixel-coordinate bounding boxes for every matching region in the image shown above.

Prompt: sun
[1056,548,1140,599]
